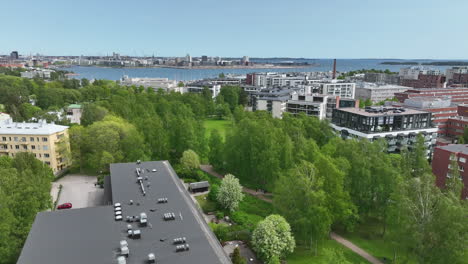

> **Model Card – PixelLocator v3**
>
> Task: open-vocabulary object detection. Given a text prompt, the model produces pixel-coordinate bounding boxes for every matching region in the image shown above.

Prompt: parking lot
[51,174,105,209]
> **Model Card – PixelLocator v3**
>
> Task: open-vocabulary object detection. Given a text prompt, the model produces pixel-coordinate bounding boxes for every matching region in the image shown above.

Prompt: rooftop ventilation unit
[127,224,132,231]
[117,256,126,264]
[120,246,129,257]
[114,203,121,207]
[128,229,141,239]
[115,211,122,216]
[148,253,156,263]
[140,212,148,226]
[120,240,128,248]
[114,207,122,212]
[173,237,187,244]
[157,198,168,203]
[175,244,190,252]
[137,160,141,164]
[163,212,176,221]
[115,215,123,221]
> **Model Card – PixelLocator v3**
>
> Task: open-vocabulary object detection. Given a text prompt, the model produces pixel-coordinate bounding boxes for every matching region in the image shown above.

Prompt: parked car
[57,203,72,210]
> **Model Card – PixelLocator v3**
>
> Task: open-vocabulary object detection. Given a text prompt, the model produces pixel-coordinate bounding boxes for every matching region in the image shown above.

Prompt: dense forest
[0,72,467,263]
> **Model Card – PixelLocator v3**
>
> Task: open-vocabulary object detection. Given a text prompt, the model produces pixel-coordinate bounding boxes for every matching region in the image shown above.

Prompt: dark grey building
[331,106,438,153]
[16,161,231,264]
[10,51,19,60]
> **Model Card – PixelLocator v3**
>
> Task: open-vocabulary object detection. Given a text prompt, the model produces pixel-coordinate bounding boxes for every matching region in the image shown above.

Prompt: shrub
[208,184,219,201]
[216,211,225,220]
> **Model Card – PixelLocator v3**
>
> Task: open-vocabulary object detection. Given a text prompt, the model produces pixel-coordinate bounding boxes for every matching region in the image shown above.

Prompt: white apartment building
[355,83,410,102]
[121,76,180,92]
[446,66,468,80]
[399,66,441,80]
[184,85,221,98]
[66,104,82,124]
[320,82,355,99]
[286,93,328,119]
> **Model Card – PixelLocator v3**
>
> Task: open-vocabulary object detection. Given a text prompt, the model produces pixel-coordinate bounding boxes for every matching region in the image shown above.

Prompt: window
[45,162,50,165]
[23,145,27,150]
[2,137,6,141]
[43,146,48,151]
[44,154,50,158]
[38,154,42,158]
[30,137,34,142]
[460,157,466,163]
[32,145,36,150]
[15,145,19,150]
[459,166,464,172]
[42,137,48,142]
[14,137,18,142]
[21,137,26,142]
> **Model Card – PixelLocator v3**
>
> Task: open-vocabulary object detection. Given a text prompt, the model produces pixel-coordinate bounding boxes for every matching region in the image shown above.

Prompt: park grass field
[203,119,231,140]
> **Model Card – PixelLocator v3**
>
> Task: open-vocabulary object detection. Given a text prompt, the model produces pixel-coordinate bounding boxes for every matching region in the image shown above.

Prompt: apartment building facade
[331,106,438,154]
[432,144,468,199]
[0,119,70,174]
[355,83,410,102]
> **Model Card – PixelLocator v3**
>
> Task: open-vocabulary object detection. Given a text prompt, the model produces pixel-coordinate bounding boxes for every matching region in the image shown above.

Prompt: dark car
[57,203,72,210]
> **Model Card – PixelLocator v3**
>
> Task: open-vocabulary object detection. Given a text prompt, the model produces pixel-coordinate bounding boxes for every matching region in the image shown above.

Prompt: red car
[57,203,72,210]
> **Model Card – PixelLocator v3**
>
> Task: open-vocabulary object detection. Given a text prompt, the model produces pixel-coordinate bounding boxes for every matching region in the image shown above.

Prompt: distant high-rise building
[112,52,121,60]
[10,51,19,60]
[201,55,208,62]
[185,54,192,63]
[242,56,250,65]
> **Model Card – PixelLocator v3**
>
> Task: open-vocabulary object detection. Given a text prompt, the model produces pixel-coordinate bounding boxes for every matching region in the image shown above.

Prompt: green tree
[231,247,246,264]
[219,73,225,78]
[274,161,331,255]
[387,172,468,263]
[180,149,200,171]
[0,153,54,263]
[208,129,224,170]
[215,103,231,120]
[251,215,295,263]
[80,103,108,126]
[216,174,244,212]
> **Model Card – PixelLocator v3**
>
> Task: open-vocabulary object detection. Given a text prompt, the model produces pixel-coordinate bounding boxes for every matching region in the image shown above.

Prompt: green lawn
[339,218,417,264]
[195,194,218,213]
[287,239,369,264]
[203,119,231,140]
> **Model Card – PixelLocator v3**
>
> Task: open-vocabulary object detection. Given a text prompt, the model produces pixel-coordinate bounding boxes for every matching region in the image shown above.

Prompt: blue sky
[2,0,468,59]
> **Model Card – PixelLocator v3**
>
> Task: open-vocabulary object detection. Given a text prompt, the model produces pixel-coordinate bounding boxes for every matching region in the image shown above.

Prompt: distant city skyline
[3,0,468,59]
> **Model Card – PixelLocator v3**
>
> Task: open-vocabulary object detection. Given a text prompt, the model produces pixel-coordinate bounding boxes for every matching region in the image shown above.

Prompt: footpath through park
[200,164,384,264]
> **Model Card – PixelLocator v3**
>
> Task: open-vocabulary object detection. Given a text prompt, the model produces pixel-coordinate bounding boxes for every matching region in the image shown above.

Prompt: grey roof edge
[162,161,231,264]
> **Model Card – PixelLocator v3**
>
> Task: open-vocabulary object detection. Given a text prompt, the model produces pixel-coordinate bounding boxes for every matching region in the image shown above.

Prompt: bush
[231,211,264,231]
[210,223,251,243]
[208,184,219,201]
[216,211,225,220]
[97,174,105,188]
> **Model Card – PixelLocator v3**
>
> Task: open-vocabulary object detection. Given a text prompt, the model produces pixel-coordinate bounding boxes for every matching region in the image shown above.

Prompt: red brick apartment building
[401,74,446,88]
[451,73,468,86]
[432,144,468,199]
[395,88,468,104]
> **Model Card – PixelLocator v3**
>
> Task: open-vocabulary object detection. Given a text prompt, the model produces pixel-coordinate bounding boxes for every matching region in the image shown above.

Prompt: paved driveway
[51,174,104,209]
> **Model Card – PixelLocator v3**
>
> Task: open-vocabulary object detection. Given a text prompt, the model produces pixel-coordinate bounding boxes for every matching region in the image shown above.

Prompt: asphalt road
[51,174,104,209]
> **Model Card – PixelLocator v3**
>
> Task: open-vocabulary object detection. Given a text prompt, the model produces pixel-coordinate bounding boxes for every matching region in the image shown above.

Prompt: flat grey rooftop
[336,107,428,117]
[17,161,230,264]
[437,144,468,155]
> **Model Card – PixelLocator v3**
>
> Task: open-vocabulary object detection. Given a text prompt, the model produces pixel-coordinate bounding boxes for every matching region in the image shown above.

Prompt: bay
[64,58,462,81]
